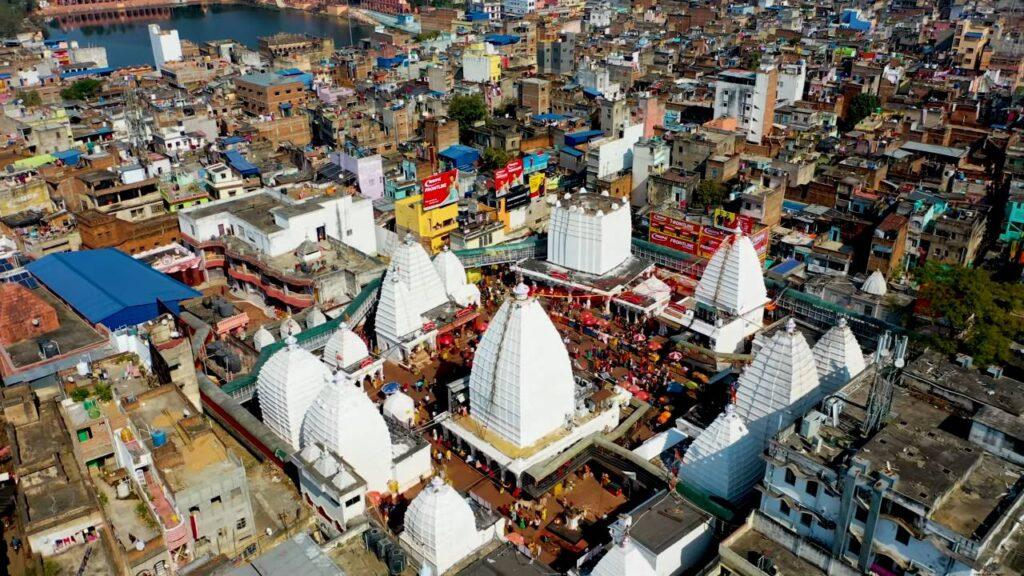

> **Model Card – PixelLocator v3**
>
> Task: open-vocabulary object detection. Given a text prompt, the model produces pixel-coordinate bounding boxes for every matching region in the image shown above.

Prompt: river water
[43,4,375,68]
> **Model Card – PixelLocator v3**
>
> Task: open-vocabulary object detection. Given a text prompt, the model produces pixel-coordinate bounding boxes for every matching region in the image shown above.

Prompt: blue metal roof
[26,249,200,329]
[770,258,802,275]
[59,67,114,80]
[439,145,481,170]
[564,129,604,147]
[560,145,583,158]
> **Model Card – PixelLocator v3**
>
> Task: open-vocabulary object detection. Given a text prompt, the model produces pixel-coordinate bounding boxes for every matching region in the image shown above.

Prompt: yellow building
[462,43,501,84]
[394,194,459,253]
[953,19,1000,70]
[0,170,54,219]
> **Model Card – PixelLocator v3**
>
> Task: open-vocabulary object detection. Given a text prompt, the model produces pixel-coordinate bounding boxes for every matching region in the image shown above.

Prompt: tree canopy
[448,94,487,140]
[842,93,881,132]
[911,262,1024,366]
[15,90,41,107]
[60,79,104,101]
[481,147,511,170]
[0,1,29,38]
[692,179,726,210]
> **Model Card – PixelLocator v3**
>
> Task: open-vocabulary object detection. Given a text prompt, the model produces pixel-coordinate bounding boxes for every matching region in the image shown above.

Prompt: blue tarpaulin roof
[532,113,568,122]
[223,150,260,177]
[219,136,246,146]
[466,11,490,20]
[485,34,520,46]
[377,55,408,69]
[52,149,80,166]
[26,248,200,329]
[439,145,481,170]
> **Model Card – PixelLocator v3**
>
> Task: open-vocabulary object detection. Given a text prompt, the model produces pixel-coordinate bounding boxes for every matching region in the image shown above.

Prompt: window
[784,468,797,485]
[236,517,248,530]
[210,495,222,505]
[800,512,813,527]
[855,505,868,523]
[345,495,361,507]
[76,428,93,442]
[805,481,819,497]
[895,526,911,546]
[779,500,791,516]
[848,536,861,556]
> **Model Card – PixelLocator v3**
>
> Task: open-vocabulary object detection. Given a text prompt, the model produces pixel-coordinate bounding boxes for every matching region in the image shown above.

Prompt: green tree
[693,179,726,210]
[60,78,104,101]
[0,2,28,38]
[447,94,487,141]
[481,147,511,170]
[911,262,1024,365]
[15,89,41,107]
[842,93,881,132]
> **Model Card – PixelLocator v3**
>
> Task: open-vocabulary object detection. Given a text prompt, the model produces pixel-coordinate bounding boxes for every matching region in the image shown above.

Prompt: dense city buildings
[1,0,1024,575]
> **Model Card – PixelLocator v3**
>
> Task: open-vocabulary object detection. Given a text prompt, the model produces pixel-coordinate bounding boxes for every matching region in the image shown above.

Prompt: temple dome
[812,317,866,394]
[403,477,480,575]
[279,316,302,339]
[323,322,370,369]
[257,336,331,448]
[376,272,425,345]
[253,325,275,352]
[306,306,327,329]
[433,247,481,307]
[695,230,768,316]
[678,405,759,503]
[301,371,394,492]
[468,283,576,448]
[389,234,450,315]
[383,390,416,426]
[861,270,888,296]
[734,318,821,440]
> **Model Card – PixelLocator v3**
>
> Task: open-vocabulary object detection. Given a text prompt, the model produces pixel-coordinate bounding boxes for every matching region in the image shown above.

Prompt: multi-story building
[178,190,383,311]
[0,168,54,220]
[395,193,460,253]
[537,34,575,76]
[234,71,307,117]
[502,0,536,16]
[750,353,1024,576]
[519,78,550,115]
[868,213,908,277]
[203,162,247,200]
[112,384,257,567]
[953,19,999,70]
[630,137,670,206]
[713,65,779,144]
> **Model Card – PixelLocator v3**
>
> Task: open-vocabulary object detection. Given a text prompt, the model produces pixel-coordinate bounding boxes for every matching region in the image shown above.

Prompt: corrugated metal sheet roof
[26,248,200,328]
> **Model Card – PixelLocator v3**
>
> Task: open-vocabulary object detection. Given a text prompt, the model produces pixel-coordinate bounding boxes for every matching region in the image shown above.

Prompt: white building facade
[148,24,183,69]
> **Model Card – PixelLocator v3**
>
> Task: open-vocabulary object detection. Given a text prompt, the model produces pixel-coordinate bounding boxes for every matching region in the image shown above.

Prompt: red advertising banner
[494,167,509,191]
[649,231,697,255]
[422,169,458,209]
[650,212,700,237]
[505,158,524,182]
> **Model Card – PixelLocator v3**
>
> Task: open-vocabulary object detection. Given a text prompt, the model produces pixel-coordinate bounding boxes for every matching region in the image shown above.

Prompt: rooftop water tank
[152,429,167,448]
